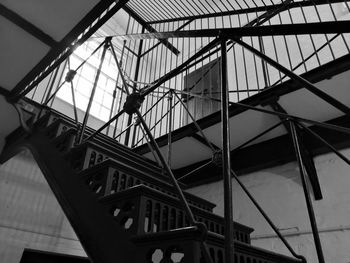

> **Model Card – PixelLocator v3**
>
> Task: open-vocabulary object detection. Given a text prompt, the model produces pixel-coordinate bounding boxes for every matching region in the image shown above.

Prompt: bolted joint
[194,221,208,241]
[65,70,77,82]
[123,92,144,115]
[212,150,223,167]
[134,116,141,127]
[168,90,173,100]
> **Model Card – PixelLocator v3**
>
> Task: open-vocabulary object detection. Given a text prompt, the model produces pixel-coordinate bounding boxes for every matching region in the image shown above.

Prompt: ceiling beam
[134,53,350,155]
[146,0,346,24]
[118,21,350,40]
[0,3,57,47]
[140,19,193,58]
[0,86,10,97]
[123,5,180,56]
[176,114,350,187]
[192,133,220,150]
[9,0,130,102]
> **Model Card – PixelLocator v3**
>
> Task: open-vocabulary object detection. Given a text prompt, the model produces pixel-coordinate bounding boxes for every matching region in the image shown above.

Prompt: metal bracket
[65,69,77,82]
[212,150,223,167]
[13,99,37,133]
[123,92,144,115]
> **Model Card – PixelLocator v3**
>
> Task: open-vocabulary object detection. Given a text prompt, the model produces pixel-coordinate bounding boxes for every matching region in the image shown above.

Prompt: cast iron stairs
[0,108,301,263]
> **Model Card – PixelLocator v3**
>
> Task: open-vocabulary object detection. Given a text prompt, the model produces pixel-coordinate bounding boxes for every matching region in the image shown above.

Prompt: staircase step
[67,140,164,177]
[1,103,304,263]
[99,184,253,244]
[1,128,135,263]
[79,159,216,212]
[41,116,216,213]
[41,111,163,173]
[44,108,151,158]
[19,249,89,263]
[132,228,300,263]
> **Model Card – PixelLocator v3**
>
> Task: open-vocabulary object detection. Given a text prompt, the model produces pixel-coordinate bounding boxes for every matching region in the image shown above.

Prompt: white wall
[187,148,350,263]
[0,150,85,263]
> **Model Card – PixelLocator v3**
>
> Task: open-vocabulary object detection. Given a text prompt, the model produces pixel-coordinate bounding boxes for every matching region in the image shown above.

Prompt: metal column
[220,38,235,263]
[290,120,325,263]
[78,38,110,143]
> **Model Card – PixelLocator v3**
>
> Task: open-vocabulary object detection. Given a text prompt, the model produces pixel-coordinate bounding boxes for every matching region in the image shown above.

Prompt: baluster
[119,174,126,191]
[145,200,152,233]
[110,170,119,194]
[88,151,96,168]
[154,203,161,232]
[209,248,216,263]
[97,153,103,163]
[217,250,223,263]
[177,211,184,228]
[127,176,134,188]
[170,208,176,229]
[162,205,169,231]
[210,222,215,232]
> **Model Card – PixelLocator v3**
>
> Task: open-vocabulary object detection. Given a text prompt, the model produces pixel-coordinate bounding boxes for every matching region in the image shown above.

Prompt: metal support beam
[140,19,193,58]
[0,3,57,47]
[192,134,220,151]
[220,38,235,263]
[230,170,306,262]
[270,101,322,200]
[0,86,10,97]
[128,27,145,146]
[123,5,180,55]
[173,88,305,262]
[233,37,350,114]
[178,87,350,136]
[289,120,325,263]
[78,38,110,144]
[142,38,220,97]
[118,21,350,40]
[299,135,323,200]
[167,91,174,167]
[297,121,350,166]
[270,101,323,200]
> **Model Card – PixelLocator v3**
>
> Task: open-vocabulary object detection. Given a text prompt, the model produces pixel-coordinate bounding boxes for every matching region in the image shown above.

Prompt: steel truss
[9,1,350,262]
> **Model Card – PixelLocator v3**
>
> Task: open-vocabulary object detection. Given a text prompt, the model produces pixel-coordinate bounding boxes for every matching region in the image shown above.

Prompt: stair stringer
[0,128,140,263]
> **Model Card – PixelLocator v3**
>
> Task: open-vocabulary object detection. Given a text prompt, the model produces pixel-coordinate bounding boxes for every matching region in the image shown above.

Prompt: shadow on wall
[0,150,85,263]
[186,148,350,263]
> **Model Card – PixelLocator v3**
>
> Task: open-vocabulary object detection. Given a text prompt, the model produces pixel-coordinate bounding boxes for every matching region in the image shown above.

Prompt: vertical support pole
[70,81,79,126]
[220,38,235,263]
[289,120,325,263]
[167,90,173,167]
[42,65,60,104]
[258,36,270,88]
[107,41,126,136]
[50,59,69,108]
[127,27,145,146]
[78,38,110,144]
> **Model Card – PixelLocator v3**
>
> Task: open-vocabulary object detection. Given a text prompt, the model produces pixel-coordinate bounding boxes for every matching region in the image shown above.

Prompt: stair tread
[72,140,164,177]
[82,159,216,210]
[46,109,160,166]
[44,114,162,172]
[132,228,300,263]
[99,184,250,232]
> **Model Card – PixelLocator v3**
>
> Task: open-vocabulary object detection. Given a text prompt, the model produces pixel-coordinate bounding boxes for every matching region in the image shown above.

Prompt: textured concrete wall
[0,150,85,263]
[187,148,350,263]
